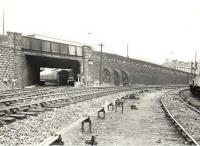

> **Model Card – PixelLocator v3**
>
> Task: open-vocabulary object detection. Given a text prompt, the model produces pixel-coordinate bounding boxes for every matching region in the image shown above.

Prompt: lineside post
[107,103,114,111]
[82,117,92,132]
[115,99,124,113]
[97,107,105,119]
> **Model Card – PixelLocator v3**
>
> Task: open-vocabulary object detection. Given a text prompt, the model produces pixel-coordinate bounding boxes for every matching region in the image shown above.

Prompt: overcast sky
[0,0,200,64]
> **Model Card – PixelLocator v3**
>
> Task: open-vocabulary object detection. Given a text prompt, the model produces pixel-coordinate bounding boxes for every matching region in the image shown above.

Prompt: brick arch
[120,70,130,85]
[102,67,128,86]
[113,68,122,86]
[102,66,114,84]
[102,67,111,84]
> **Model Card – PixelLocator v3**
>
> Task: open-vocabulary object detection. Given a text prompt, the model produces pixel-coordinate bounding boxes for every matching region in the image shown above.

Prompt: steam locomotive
[189,74,200,96]
[40,69,75,86]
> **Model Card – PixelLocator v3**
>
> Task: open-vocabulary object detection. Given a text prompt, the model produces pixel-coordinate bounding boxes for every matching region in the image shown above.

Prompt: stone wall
[0,34,15,87]
[0,32,23,88]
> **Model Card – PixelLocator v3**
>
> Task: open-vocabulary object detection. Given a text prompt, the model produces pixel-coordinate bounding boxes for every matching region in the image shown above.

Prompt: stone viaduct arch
[102,67,112,84]
[102,66,130,86]
[113,69,121,86]
[121,69,130,85]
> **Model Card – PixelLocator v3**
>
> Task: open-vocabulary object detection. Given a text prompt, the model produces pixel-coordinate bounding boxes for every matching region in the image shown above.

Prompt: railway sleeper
[0,116,16,123]
[180,131,191,143]
[7,114,26,119]
[45,104,65,108]
[0,102,7,107]
[17,111,37,116]
[20,105,31,111]
[185,136,193,145]
[30,103,40,108]
[177,127,184,134]
[10,108,20,113]
[29,108,45,112]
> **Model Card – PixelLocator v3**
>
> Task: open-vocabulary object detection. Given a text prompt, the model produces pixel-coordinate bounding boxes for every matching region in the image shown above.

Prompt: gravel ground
[0,90,134,145]
[62,90,186,146]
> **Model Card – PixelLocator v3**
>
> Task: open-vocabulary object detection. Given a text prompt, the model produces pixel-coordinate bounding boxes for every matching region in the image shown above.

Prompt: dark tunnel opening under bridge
[23,55,81,86]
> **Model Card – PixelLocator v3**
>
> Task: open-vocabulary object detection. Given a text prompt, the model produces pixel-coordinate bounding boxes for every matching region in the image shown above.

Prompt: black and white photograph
[0,0,200,145]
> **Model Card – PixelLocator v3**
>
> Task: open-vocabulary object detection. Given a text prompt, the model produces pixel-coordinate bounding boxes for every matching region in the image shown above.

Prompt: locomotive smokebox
[58,70,69,85]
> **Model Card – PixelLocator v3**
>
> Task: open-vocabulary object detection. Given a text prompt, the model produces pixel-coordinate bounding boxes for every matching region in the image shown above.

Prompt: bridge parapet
[21,36,84,59]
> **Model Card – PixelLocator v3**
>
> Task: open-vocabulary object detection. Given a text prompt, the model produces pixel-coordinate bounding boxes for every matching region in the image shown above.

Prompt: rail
[160,90,200,146]
[177,89,200,114]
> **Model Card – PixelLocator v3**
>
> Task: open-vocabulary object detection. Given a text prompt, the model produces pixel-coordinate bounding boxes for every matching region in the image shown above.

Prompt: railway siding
[0,87,131,120]
[0,86,186,145]
[0,88,135,145]
[161,89,200,145]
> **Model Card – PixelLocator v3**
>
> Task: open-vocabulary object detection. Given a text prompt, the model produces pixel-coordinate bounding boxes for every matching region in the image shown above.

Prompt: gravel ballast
[0,90,134,145]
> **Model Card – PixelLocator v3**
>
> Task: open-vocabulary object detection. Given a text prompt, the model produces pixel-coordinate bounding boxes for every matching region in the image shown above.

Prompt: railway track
[0,86,62,100]
[0,87,100,107]
[0,85,184,145]
[0,86,138,125]
[161,89,200,146]
[0,86,147,145]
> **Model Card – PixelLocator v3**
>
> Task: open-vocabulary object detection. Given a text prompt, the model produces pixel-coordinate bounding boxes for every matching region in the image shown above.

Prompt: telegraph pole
[98,43,104,86]
[3,10,4,35]
[127,43,129,58]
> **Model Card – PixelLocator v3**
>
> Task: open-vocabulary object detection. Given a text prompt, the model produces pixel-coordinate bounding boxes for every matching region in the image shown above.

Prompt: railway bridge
[0,32,189,88]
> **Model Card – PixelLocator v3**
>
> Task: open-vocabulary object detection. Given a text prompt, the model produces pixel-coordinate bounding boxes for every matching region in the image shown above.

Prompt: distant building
[162,59,200,74]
